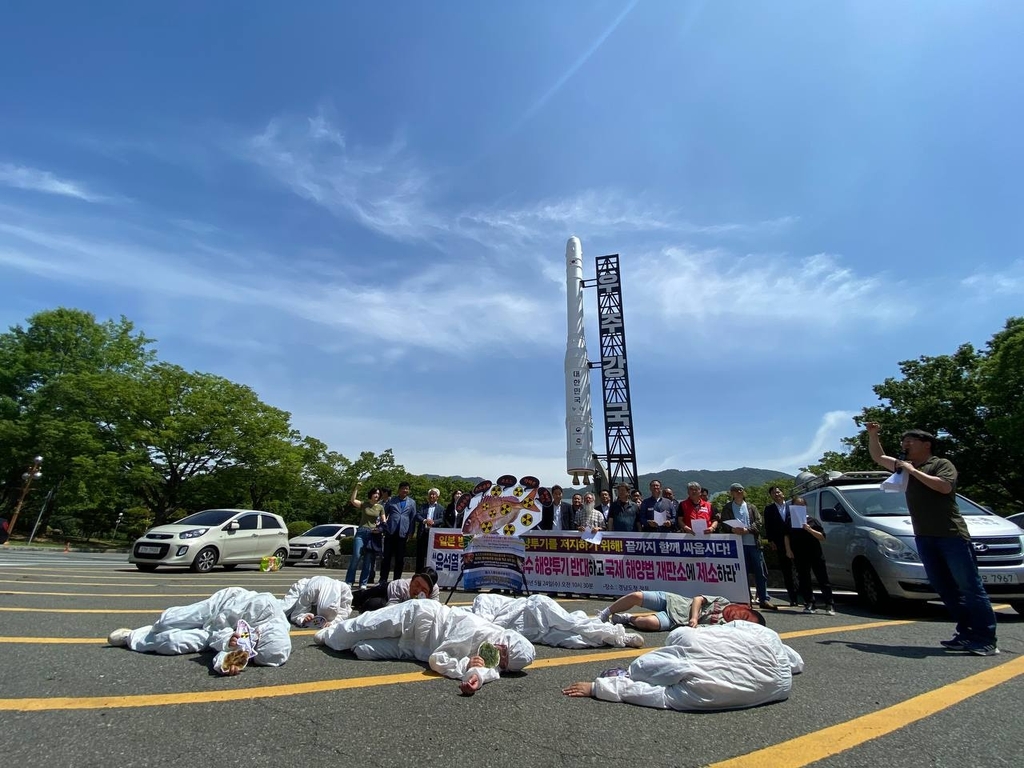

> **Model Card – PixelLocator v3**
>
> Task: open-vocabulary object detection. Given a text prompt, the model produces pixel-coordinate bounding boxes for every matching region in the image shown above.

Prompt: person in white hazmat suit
[280,576,353,627]
[107,586,291,676]
[562,620,804,711]
[471,593,646,649]
[314,598,535,694]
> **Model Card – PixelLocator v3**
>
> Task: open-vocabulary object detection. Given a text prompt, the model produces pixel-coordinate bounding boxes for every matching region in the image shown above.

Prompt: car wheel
[320,550,337,569]
[273,547,288,565]
[191,546,218,574]
[221,564,238,571]
[135,564,158,572]
[855,561,890,612]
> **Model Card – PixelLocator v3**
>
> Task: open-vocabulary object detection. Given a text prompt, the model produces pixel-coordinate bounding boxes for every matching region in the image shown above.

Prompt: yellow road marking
[709,654,1024,768]
[0,628,320,644]
[1,590,255,598]
[0,619,911,710]
[0,607,168,614]
[0,669,447,711]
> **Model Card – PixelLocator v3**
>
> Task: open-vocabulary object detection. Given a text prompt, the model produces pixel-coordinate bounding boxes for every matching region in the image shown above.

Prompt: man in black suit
[414,488,445,573]
[540,485,573,531]
[764,485,799,606]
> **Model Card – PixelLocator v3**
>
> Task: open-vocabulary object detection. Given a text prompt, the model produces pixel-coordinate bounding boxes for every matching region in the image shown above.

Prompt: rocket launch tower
[563,237,639,490]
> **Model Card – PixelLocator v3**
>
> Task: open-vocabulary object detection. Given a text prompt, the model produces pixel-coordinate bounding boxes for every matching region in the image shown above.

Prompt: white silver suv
[792,471,1024,614]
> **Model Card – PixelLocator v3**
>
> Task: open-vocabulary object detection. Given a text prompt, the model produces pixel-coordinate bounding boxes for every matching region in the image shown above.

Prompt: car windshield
[300,525,342,537]
[174,510,238,526]
[842,489,991,517]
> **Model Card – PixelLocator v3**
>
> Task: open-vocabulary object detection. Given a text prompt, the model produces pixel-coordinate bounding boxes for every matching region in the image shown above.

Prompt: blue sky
[2,2,1023,487]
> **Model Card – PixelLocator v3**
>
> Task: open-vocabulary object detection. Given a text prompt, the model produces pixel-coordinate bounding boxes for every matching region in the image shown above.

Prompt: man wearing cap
[866,423,998,656]
[720,483,776,610]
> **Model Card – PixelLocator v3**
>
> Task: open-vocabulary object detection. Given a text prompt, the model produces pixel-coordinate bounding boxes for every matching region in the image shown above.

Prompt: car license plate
[289,550,303,557]
[981,572,1017,585]
[138,545,161,554]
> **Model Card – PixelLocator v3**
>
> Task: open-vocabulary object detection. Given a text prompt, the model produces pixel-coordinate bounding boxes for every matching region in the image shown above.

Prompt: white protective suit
[315,599,535,687]
[591,621,804,711]
[471,593,641,649]
[280,576,353,625]
[124,587,292,673]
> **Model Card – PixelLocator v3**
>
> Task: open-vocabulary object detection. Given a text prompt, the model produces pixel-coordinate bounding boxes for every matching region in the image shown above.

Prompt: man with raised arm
[866,422,998,655]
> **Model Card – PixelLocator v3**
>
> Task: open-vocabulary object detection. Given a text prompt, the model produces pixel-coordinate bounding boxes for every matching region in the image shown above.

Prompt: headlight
[179,528,209,539]
[868,529,919,562]
[308,540,328,549]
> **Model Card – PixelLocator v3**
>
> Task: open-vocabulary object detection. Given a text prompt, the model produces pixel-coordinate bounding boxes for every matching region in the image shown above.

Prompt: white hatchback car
[129,509,289,573]
[287,523,357,568]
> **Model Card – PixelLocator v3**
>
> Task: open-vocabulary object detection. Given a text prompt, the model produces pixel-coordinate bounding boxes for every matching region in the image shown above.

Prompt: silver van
[791,471,1024,614]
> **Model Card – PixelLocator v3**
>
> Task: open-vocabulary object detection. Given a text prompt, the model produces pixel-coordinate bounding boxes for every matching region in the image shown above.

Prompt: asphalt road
[1,550,1022,768]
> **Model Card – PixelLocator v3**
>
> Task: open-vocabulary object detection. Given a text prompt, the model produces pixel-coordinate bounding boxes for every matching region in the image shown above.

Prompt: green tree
[0,308,153,525]
[70,363,303,524]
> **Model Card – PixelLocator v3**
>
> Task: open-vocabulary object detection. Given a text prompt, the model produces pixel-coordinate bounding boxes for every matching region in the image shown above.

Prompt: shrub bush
[287,520,313,538]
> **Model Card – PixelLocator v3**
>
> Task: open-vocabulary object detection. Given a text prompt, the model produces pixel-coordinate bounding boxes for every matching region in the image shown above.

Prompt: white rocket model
[564,236,594,485]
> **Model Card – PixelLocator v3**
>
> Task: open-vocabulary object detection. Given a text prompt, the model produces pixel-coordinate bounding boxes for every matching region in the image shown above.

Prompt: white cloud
[759,410,859,472]
[243,114,445,242]
[961,262,1024,295]
[631,247,906,328]
[0,163,107,203]
[0,215,561,357]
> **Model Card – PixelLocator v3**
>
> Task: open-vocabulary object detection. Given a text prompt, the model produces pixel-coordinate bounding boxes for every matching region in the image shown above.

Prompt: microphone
[894,451,907,474]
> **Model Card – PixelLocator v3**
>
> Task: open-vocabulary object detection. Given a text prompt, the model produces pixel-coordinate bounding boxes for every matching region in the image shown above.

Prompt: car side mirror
[226,521,240,531]
[821,505,851,523]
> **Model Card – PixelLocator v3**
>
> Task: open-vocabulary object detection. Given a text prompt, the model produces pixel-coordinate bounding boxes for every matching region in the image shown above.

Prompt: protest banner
[427,529,750,603]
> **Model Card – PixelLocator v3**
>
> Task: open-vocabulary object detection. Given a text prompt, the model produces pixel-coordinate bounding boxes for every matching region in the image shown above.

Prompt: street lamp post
[4,456,43,545]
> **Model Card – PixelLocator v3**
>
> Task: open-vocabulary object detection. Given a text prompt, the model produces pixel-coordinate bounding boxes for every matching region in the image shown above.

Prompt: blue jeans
[916,535,997,644]
[346,528,375,586]
[743,544,770,603]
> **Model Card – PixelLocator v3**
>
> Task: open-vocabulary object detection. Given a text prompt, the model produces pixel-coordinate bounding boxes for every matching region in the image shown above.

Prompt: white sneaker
[596,608,611,623]
[611,612,633,626]
[624,633,645,648]
[108,628,132,647]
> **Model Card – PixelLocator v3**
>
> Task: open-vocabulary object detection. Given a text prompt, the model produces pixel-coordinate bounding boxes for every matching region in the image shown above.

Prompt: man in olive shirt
[867,423,998,655]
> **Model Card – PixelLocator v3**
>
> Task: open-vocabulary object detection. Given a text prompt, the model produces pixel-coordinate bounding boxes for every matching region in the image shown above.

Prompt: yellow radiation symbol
[490,487,502,497]
[519,513,534,527]
[513,485,524,496]
[503,524,517,536]
[481,521,493,533]
[521,497,534,509]
[500,502,512,514]
[488,507,498,519]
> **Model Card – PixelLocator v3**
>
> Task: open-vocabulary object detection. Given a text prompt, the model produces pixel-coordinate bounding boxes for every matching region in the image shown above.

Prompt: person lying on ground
[596,591,764,631]
[352,567,440,612]
[314,598,534,694]
[471,593,645,649]
[280,575,353,627]
[562,620,804,711]
[107,586,291,675]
